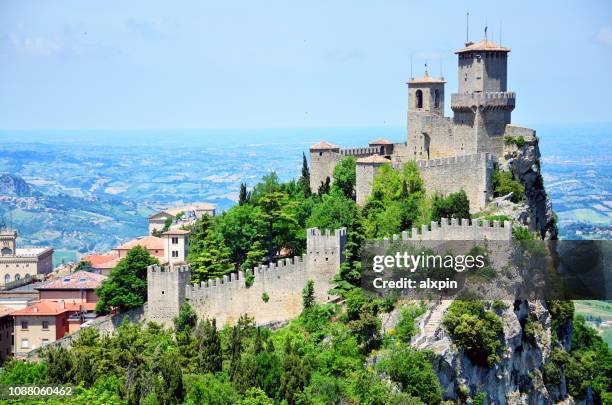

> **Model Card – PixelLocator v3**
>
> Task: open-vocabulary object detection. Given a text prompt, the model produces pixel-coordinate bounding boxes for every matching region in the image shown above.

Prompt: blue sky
[0,0,611,130]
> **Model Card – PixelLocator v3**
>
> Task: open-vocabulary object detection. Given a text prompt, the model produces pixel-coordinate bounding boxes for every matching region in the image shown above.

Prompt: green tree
[298,152,311,197]
[215,204,261,267]
[318,176,331,196]
[75,260,92,271]
[95,245,159,314]
[44,346,74,384]
[302,279,315,311]
[280,338,310,404]
[195,318,223,374]
[431,189,471,222]
[492,167,524,203]
[384,348,442,405]
[148,348,185,404]
[174,302,198,333]
[239,182,251,205]
[257,191,298,262]
[188,228,234,283]
[332,156,356,199]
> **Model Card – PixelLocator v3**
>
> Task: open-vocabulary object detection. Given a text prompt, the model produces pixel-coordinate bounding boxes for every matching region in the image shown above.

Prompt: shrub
[396,305,426,342]
[512,226,533,240]
[442,300,503,367]
[383,348,442,405]
[504,135,526,148]
[431,190,471,222]
[244,270,255,288]
[492,300,506,311]
[492,168,524,203]
[261,292,270,303]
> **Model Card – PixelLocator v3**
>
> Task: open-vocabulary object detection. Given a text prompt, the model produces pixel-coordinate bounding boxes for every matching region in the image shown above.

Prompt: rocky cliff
[498,133,558,240]
[412,300,573,405]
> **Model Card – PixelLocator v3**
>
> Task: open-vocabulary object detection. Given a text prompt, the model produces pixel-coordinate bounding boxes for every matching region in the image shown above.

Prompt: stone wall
[386,217,512,241]
[416,153,494,212]
[147,228,347,327]
[309,150,341,192]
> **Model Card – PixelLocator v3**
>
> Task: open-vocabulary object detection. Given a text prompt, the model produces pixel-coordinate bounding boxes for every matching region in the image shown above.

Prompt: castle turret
[306,227,346,302]
[407,65,446,115]
[309,141,341,193]
[451,40,515,157]
[355,154,390,206]
[147,264,191,327]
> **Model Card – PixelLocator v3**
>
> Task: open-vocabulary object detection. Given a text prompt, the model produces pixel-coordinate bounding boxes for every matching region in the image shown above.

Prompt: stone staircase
[412,300,451,350]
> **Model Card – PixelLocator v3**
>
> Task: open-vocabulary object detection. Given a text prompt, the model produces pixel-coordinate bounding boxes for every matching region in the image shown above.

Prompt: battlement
[340,146,382,157]
[385,217,512,242]
[416,152,495,169]
[148,264,191,274]
[307,228,347,238]
[451,92,516,111]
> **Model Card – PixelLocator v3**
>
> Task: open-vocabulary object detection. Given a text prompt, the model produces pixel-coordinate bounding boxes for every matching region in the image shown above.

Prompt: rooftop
[10,300,76,316]
[455,39,510,54]
[114,235,165,253]
[356,154,390,164]
[310,141,340,151]
[36,271,107,290]
[81,254,117,268]
[368,138,392,145]
[162,229,190,235]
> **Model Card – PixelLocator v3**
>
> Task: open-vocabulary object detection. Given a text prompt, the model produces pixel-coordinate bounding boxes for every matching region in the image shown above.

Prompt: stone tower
[451,40,515,157]
[0,230,17,257]
[147,264,191,326]
[305,227,346,302]
[406,67,447,160]
[309,141,341,192]
[355,155,390,205]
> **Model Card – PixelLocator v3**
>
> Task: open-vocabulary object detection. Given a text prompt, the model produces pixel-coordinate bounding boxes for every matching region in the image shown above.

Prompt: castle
[310,38,534,211]
[0,229,53,287]
[147,219,512,327]
[145,37,529,327]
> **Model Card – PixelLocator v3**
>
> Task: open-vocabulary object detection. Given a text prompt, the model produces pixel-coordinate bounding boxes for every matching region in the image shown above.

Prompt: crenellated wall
[385,217,512,241]
[340,146,382,157]
[147,228,347,327]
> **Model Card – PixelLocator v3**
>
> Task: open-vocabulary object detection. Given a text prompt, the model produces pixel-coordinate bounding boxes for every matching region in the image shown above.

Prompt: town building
[12,300,73,356]
[35,270,106,305]
[0,305,14,364]
[148,202,215,235]
[0,229,53,287]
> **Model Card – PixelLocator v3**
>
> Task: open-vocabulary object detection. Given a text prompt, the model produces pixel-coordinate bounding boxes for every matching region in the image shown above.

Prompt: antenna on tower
[410,54,413,80]
[485,17,488,42]
[466,12,470,43]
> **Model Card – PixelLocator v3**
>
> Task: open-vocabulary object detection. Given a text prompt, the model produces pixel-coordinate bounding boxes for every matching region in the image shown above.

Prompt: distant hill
[0,173,33,197]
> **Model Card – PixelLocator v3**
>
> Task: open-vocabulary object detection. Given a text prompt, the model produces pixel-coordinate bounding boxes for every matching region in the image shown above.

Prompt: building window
[42,321,49,330]
[3,274,9,284]
[1,247,11,256]
[172,237,179,244]
[21,338,29,349]
[15,274,20,281]
[42,339,49,345]
[21,321,28,330]
[434,89,440,108]
[416,90,423,109]
[172,251,179,258]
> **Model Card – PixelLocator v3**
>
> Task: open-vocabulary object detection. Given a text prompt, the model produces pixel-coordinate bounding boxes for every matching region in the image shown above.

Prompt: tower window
[434,89,440,108]
[415,90,423,109]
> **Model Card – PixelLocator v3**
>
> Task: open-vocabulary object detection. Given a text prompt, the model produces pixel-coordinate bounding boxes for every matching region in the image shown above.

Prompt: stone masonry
[309,38,531,213]
[146,220,511,327]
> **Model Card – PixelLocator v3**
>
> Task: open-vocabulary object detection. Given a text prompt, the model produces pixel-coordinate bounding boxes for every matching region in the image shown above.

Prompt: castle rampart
[415,153,495,212]
[147,228,347,327]
[388,217,512,241]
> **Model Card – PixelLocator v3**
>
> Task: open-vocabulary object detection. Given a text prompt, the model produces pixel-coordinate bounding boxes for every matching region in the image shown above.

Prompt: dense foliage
[492,167,524,203]
[0,297,444,404]
[95,246,159,314]
[442,300,503,367]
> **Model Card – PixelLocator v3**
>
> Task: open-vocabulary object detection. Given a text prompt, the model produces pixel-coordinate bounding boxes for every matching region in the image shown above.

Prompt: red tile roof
[310,141,340,151]
[368,138,392,145]
[115,235,165,252]
[82,254,117,267]
[36,271,107,290]
[356,154,390,164]
[455,40,510,54]
[11,300,97,316]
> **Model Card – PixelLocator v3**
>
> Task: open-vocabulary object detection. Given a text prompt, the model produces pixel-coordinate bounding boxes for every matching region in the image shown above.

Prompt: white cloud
[8,34,62,56]
[594,26,612,46]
